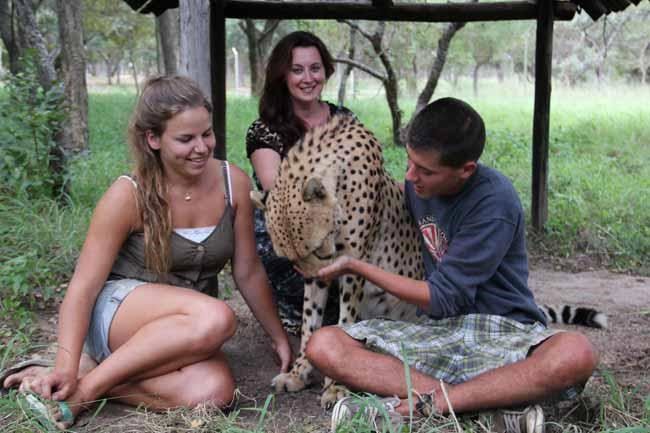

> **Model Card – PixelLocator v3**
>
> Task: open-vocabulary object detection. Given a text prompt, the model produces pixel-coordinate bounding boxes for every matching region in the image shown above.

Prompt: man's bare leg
[306,326,598,415]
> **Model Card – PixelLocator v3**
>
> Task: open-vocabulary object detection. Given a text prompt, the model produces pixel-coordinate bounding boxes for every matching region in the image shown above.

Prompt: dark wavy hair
[407,97,486,167]
[259,31,335,154]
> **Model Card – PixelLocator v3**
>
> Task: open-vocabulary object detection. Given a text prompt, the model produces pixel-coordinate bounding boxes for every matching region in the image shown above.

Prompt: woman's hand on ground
[272,335,293,373]
[21,369,77,401]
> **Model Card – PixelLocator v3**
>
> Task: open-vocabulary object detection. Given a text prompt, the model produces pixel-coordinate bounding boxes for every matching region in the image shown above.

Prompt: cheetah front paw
[271,371,309,393]
[320,382,350,409]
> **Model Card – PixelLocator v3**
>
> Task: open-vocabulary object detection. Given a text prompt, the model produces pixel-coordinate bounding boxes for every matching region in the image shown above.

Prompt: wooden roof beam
[223,1,577,22]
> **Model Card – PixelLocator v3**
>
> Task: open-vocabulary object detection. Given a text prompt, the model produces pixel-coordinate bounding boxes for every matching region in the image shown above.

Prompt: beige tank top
[108,161,235,295]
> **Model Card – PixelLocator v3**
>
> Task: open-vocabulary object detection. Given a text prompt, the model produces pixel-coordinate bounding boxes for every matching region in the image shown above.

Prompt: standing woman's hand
[271,334,293,373]
[228,163,294,374]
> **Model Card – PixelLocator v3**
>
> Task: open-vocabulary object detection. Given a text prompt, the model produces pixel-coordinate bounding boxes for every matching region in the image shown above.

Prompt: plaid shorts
[343,314,560,385]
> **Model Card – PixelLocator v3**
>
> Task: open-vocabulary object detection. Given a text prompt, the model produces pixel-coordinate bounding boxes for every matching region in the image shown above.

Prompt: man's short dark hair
[407,97,486,167]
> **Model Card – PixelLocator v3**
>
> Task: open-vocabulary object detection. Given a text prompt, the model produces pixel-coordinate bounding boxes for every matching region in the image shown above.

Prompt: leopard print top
[246,102,354,187]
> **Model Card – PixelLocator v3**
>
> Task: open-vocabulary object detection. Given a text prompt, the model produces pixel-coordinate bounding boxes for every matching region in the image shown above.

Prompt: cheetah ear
[250,190,267,210]
[303,177,327,202]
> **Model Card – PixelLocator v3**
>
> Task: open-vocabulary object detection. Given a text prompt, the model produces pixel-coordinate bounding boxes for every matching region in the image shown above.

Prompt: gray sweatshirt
[405,164,547,325]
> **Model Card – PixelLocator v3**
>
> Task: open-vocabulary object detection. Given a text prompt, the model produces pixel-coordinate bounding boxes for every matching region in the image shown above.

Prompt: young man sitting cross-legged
[305,97,598,433]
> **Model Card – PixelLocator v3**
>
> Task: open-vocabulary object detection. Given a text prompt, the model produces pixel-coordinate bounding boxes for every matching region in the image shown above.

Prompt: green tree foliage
[84,0,155,84]
[554,3,650,85]
[0,55,73,315]
[0,54,65,200]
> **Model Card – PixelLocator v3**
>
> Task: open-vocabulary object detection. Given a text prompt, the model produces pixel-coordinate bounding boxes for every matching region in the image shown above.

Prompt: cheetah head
[251,114,381,278]
[253,166,343,277]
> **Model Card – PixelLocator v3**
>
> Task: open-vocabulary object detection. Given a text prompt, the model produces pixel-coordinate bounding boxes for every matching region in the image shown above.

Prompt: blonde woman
[3,76,291,430]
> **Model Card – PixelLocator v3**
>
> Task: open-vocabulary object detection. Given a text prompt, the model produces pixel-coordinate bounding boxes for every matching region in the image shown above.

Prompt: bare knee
[175,365,235,409]
[305,326,352,369]
[190,300,237,353]
[192,372,235,409]
[536,332,599,388]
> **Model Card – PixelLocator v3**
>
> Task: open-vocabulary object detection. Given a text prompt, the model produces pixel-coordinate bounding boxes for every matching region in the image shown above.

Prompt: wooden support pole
[531,0,554,231]
[223,0,576,22]
[211,0,227,159]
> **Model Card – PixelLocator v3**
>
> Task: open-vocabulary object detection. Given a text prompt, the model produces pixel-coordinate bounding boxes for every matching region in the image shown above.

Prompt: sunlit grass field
[1,77,649,433]
[71,80,650,276]
[1,78,649,313]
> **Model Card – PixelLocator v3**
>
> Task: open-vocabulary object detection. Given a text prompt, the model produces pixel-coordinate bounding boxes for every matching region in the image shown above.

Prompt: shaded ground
[3,266,649,432]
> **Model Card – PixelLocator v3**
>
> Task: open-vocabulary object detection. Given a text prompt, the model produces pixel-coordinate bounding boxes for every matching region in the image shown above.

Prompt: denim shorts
[84,278,146,363]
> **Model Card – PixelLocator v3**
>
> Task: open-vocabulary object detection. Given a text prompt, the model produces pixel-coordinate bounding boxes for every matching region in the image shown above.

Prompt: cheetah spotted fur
[252,114,423,408]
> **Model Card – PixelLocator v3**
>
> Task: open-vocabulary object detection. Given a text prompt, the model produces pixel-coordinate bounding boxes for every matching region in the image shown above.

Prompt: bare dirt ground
[4,265,649,432]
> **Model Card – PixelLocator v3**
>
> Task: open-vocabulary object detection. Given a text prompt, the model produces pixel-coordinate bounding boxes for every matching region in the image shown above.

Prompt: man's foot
[331,395,403,433]
[493,405,545,433]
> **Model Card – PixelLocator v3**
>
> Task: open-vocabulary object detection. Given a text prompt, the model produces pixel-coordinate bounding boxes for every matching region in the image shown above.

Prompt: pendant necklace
[184,191,192,202]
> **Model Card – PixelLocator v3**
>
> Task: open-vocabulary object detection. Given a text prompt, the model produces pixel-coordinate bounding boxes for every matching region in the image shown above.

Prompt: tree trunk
[155,18,162,74]
[414,21,466,113]
[496,60,504,82]
[241,20,260,96]
[241,18,279,97]
[406,54,418,97]
[0,0,22,74]
[639,41,649,85]
[14,0,56,88]
[104,59,113,85]
[14,0,69,200]
[179,0,211,100]
[158,8,179,75]
[129,48,139,94]
[473,62,484,97]
[339,20,403,145]
[370,22,402,146]
[56,0,88,154]
[337,26,356,106]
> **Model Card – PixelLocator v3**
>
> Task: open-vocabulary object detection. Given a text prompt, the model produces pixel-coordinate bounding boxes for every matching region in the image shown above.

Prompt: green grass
[1,80,649,310]
[1,80,649,431]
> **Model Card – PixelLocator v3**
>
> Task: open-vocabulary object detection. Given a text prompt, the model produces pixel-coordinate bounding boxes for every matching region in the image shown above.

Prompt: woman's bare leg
[107,352,234,409]
[27,283,238,428]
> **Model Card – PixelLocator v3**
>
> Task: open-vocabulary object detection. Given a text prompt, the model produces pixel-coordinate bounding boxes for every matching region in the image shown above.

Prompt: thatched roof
[123,0,177,16]
[575,0,646,20]
[122,0,648,21]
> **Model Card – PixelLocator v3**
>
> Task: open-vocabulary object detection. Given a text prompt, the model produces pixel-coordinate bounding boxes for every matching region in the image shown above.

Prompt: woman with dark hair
[246,31,354,333]
[2,76,291,430]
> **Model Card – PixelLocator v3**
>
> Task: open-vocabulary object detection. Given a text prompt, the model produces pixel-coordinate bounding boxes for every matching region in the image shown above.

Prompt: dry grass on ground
[1,266,649,432]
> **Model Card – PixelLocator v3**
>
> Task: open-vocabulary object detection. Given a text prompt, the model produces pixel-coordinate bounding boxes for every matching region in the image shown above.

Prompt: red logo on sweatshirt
[420,223,448,261]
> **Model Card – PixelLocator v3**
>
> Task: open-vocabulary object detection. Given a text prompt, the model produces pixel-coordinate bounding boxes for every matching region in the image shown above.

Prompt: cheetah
[251,114,607,408]
[251,114,423,407]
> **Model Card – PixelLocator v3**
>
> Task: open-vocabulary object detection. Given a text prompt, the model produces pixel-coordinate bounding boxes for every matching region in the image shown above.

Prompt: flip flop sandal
[21,392,75,431]
[0,359,53,396]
